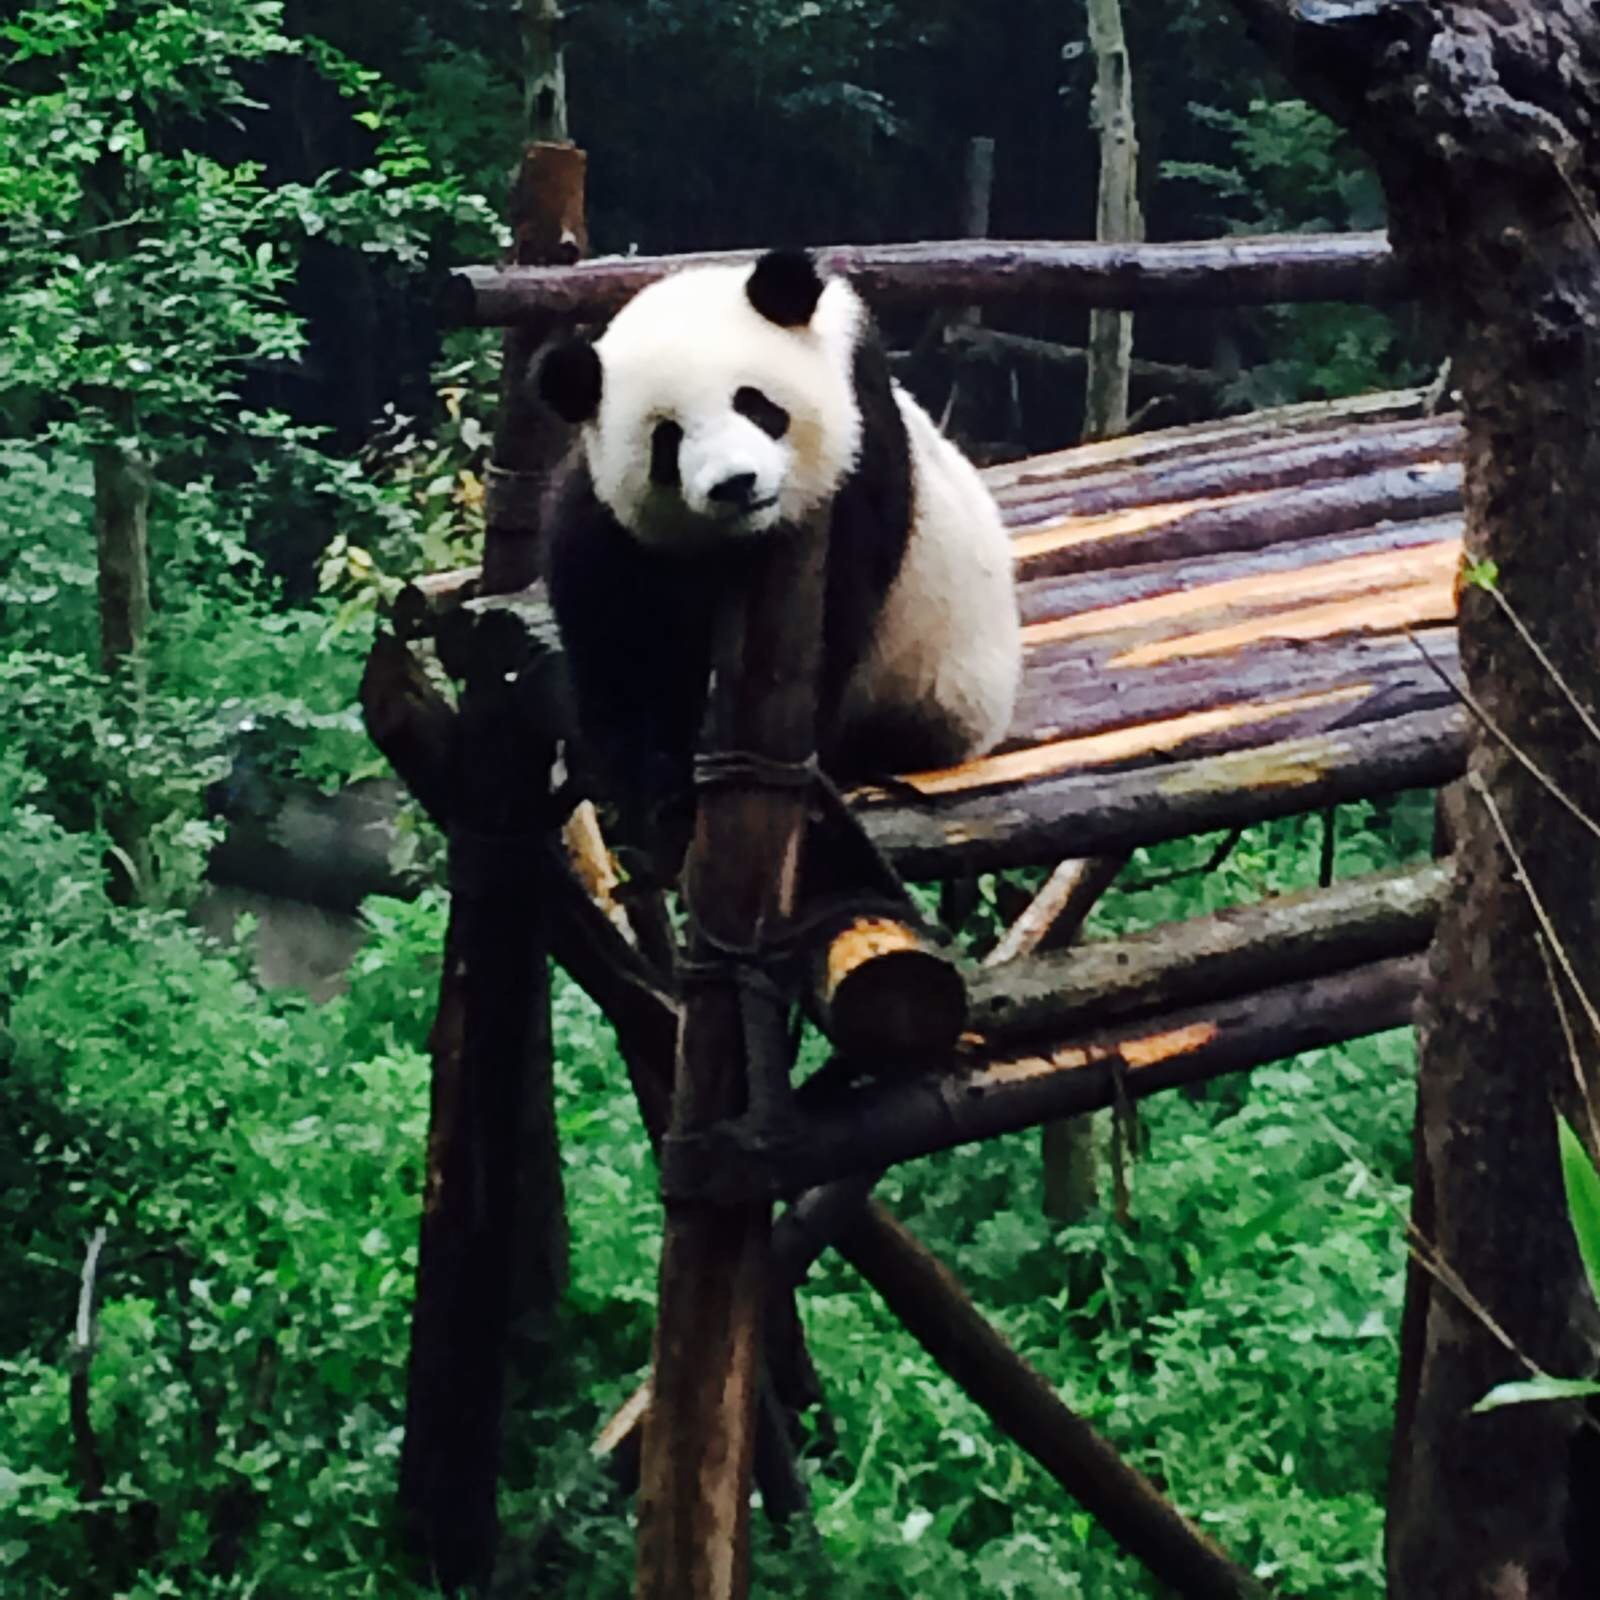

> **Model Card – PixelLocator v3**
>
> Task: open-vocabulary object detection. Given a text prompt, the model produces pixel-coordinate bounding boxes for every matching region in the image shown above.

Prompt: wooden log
[1082,0,1143,441]
[983,854,1129,966]
[835,1204,1269,1600]
[971,860,1445,1043]
[444,231,1409,326]
[807,916,968,1063]
[482,142,587,595]
[1013,624,1460,753]
[667,956,1423,1204]
[1006,415,1460,522]
[636,510,832,1600]
[394,632,564,1592]
[392,567,481,641]
[1012,461,1463,579]
[359,634,459,837]
[938,323,1225,399]
[859,705,1467,878]
[1015,514,1459,630]
[985,386,1431,491]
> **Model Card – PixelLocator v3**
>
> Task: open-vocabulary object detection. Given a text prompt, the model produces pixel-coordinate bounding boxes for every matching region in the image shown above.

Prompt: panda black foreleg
[546,513,717,884]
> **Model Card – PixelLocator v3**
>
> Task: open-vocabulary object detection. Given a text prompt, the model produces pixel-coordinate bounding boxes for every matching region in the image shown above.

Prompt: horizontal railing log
[664,956,1424,1204]
[858,706,1467,878]
[445,232,1408,326]
[969,860,1446,1043]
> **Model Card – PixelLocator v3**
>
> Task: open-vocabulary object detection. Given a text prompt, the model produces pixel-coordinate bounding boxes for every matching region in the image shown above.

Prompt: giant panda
[536,248,1021,869]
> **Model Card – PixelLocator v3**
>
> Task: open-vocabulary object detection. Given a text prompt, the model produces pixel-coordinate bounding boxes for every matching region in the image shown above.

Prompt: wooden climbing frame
[362,140,1460,1599]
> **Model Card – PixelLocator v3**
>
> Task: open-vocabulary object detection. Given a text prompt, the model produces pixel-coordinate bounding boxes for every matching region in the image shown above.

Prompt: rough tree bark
[1223,3,1600,1594]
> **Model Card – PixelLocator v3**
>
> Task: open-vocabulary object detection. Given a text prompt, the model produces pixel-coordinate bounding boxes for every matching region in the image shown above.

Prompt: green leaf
[1558,1114,1600,1305]
[1472,1375,1600,1414]
[1461,556,1500,591]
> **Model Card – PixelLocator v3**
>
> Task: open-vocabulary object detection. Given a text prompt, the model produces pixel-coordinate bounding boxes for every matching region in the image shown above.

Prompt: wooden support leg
[984,854,1130,1222]
[394,650,563,1593]
[637,512,831,1600]
[835,1204,1267,1600]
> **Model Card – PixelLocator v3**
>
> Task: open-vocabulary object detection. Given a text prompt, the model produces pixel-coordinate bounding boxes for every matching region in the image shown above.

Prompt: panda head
[538,250,865,550]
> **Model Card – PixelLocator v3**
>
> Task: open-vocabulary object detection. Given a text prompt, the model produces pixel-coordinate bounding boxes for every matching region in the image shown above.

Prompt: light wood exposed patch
[1021,538,1459,650]
[1009,490,1268,557]
[1111,577,1455,669]
[891,683,1371,796]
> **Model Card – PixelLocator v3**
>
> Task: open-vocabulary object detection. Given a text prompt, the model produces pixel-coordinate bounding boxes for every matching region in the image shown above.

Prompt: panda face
[540,253,865,552]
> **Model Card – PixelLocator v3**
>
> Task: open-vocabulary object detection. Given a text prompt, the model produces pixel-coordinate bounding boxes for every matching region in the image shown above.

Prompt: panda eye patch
[733,386,790,440]
[649,419,683,487]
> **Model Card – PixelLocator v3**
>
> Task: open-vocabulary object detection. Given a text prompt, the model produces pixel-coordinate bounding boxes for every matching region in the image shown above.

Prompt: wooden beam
[836,1204,1270,1599]
[983,854,1129,966]
[971,861,1446,1044]
[807,916,968,1063]
[1004,414,1460,521]
[445,232,1409,326]
[636,511,832,1600]
[858,706,1466,878]
[664,956,1423,1204]
[1011,461,1462,579]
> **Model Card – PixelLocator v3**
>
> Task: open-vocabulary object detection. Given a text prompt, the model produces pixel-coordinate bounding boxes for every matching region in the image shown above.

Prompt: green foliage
[1160,97,1432,406]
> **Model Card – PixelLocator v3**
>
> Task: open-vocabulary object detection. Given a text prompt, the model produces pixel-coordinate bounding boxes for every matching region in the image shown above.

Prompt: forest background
[0,1,1439,1594]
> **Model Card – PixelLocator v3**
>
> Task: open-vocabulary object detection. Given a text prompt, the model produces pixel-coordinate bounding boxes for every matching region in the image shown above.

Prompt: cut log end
[812,916,968,1064]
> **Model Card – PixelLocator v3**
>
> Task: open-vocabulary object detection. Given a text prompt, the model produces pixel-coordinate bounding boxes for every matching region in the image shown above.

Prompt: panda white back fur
[538,249,1020,861]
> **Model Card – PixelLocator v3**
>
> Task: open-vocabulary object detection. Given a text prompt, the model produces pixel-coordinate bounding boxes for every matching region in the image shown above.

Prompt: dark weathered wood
[445,232,1409,326]
[392,567,481,641]
[1013,461,1462,579]
[637,511,832,1600]
[806,916,968,1063]
[937,324,1224,400]
[859,706,1467,878]
[482,142,587,595]
[836,1204,1269,1600]
[395,638,563,1593]
[1015,514,1458,629]
[987,386,1431,492]
[985,854,1130,967]
[666,957,1423,1204]
[1082,0,1142,441]
[359,635,460,826]
[1007,415,1460,522]
[1014,627,1460,760]
[971,861,1445,1044]
[1218,5,1600,1592]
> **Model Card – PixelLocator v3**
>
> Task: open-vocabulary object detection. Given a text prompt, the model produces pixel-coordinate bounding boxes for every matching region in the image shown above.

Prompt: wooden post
[636,512,831,1600]
[394,609,564,1592]
[836,1205,1267,1599]
[482,141,587,596]
[1082,0,1143,441]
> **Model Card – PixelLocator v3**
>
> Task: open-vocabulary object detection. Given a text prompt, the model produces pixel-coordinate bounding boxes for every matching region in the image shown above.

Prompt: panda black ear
[747,250,824,328]
[537,338,602,424]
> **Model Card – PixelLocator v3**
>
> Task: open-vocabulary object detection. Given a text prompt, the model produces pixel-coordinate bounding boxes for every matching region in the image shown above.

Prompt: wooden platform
[857,387,1468,875]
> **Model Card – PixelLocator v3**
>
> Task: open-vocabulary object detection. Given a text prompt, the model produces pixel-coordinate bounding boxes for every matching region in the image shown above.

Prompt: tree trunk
[1223,4,1600,1594]
[1082,0,1142,441]
[520,0,567,143]
[87,150,153,904]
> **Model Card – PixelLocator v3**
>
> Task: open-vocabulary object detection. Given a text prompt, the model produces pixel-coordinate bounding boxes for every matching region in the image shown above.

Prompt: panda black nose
[708,472,759,507]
